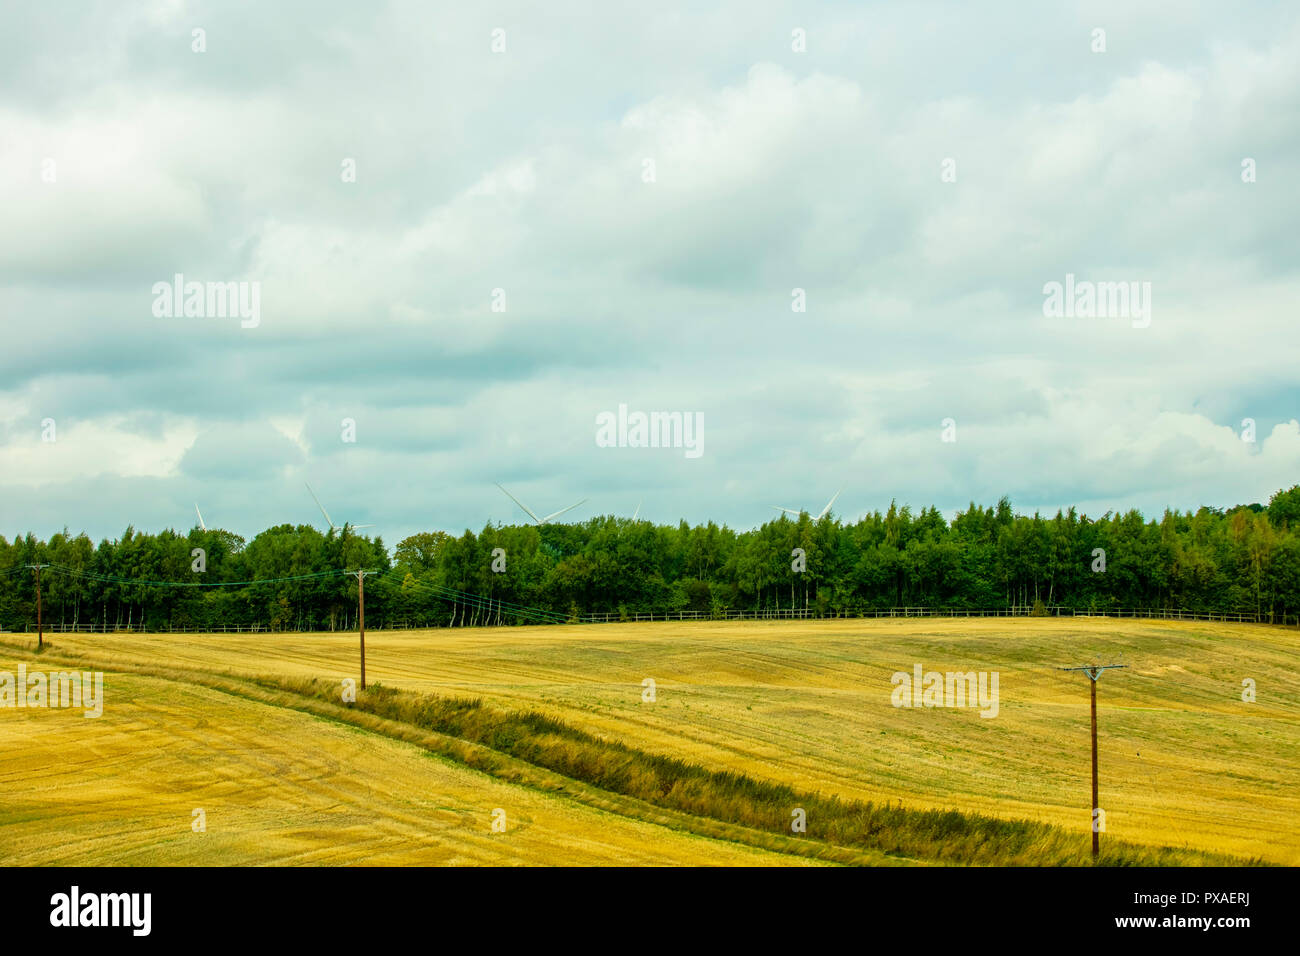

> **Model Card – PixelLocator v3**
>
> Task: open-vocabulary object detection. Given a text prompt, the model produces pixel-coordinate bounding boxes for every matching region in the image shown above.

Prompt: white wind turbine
[306,482,374,532]
[194,503,208,532]
[495,483,587,526]
[773,489,842,521]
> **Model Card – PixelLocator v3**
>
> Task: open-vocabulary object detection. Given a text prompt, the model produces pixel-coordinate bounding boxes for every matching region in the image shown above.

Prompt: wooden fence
[19,606,1280,633]
[27,623,270,634]
[580,606,1267,624]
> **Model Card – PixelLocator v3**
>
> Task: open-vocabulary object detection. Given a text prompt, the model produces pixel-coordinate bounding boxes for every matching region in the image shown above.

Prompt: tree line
[2,487,1299,631]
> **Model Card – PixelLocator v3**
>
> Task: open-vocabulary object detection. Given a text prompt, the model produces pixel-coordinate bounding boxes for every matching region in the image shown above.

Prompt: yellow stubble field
[9,616,1298,864]
[0,658,815,866]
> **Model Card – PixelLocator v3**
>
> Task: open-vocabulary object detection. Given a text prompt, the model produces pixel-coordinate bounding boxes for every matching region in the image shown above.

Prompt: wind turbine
[773,489,842,521]
[632,500,642,521]
[306,482,374,532]
[495,483,587,526]
[194,503,208,532]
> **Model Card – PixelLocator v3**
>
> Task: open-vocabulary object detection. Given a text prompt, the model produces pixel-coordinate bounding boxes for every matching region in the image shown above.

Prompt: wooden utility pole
[1060,663,1127,858]
[27,564,50,650]
[1090,675,1098,856]
[349,570,375,689]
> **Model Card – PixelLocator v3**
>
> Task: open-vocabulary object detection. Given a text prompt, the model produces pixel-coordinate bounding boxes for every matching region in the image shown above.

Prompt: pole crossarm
[1060,663,1127,681]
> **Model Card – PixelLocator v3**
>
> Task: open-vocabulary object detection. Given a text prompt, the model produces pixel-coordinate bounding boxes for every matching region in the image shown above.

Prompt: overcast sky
[2,1,1298,546]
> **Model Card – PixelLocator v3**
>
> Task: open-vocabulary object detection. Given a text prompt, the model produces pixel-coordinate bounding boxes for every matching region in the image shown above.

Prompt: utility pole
[1060,663,1127,858]
[27,564,50,650]
[348,570,377,690]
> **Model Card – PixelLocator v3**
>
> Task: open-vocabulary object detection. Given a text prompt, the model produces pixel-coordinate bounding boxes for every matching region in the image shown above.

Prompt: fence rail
[15,606,1279,633]
[580,606,1267,624]
[26,622,271,634]
[1069,608,1261,623]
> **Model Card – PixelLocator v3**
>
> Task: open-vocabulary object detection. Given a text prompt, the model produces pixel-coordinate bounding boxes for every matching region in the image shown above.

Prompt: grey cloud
[179,420,305,480]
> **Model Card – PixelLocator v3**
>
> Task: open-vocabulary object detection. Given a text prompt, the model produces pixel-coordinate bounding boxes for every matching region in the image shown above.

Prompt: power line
[386,575,569,624]
[3,563,571,630]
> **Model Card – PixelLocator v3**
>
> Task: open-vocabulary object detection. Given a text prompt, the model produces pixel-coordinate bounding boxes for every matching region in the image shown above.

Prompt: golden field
[0,659,817,866]
[3,617,1297,864]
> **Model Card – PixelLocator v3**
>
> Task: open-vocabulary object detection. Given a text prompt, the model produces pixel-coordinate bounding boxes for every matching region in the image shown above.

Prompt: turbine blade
[306,482,335,529]
[818,489,843,520]
[772,506,801,516]
[542,498,587,523]
[633,500,641,521]
[195,503,206,532]
[496,483,542,524]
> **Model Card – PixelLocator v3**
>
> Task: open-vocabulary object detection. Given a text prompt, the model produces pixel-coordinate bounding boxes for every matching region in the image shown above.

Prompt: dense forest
[2,488,1299,631]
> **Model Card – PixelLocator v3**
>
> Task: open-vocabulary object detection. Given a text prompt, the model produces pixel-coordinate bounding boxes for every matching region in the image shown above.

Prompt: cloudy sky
[2,1,1298,546]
